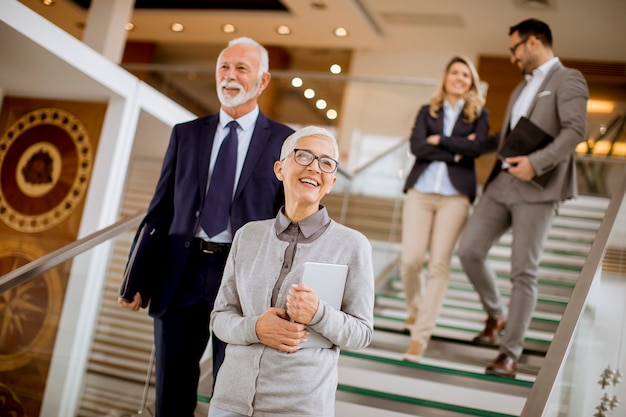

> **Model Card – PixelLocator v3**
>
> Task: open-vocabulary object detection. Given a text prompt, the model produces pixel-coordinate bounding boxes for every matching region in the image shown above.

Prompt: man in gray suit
[457,18,589,378]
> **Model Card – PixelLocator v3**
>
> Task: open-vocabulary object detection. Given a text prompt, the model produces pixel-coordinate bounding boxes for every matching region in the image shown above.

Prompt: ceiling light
[42,0,55,6]
[170,23,185,32]
[587,99,615,113]
[222,23,236,34]
[125,22,135,31]
[291,77,303,88]
[334,27,348,37]
[304,89,315,99]
[326,109,338,120]
[330,64,342,74]
[276,25,291,35]
[316,99,327,110]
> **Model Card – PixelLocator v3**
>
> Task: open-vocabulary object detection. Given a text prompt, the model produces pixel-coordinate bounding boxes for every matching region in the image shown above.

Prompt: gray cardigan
[210,217,375,417]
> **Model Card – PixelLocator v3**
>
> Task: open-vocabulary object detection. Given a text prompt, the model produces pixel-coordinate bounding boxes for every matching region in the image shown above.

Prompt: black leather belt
[194,238,231,256]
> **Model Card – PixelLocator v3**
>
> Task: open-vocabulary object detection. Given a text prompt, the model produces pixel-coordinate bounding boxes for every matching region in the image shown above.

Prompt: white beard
[217,78,261,108]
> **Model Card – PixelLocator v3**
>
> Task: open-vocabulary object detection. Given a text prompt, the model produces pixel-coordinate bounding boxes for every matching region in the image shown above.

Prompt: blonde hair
[429,56,485,123]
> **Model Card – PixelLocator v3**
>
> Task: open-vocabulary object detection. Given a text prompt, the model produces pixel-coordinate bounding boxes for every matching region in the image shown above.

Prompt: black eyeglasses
[509,37,529,55]
[289,149,338,173]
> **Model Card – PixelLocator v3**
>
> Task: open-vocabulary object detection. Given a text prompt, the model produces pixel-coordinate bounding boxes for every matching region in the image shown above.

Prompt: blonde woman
[401,56,489,361]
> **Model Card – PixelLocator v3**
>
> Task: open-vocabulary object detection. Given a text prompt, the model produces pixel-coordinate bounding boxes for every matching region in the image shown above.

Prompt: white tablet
[299,262,348,349]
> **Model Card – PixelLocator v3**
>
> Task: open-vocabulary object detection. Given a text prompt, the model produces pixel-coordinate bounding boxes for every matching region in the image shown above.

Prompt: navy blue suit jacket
[127,111,294,318]
[403,104,489,203]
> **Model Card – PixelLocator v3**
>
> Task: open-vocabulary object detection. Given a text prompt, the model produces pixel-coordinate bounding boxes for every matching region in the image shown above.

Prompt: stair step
[337,355,529,416]
[373,313,553,351]
[331,193,608,417]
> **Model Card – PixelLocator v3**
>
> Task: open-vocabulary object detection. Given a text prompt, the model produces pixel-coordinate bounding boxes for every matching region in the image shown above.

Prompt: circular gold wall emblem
[0,108,93,233]
[0,241,62,372]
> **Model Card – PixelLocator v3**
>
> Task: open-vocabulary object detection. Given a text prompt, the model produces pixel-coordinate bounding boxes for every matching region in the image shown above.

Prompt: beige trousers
[400,189,470,345]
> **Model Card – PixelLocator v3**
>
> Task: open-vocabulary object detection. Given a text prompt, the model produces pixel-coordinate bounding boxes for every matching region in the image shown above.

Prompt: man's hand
[505,156,536,181]
[286,283,319,325]
[118,292,142,311]
[255,307,308,352]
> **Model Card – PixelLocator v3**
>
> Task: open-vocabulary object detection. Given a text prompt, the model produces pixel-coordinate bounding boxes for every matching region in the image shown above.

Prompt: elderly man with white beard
[118,37,294,417]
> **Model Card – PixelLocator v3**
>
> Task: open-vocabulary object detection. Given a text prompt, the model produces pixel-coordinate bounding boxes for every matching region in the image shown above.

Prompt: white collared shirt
[510,57,559,130]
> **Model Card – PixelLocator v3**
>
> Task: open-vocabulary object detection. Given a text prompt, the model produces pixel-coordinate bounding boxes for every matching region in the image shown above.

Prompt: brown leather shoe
[473,316,506,345]
[486,352,517,378]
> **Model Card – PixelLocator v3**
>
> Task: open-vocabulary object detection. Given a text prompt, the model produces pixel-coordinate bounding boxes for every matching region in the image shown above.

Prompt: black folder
[119,223,165,308]
[500,117,553,158]
[499,117,554,187]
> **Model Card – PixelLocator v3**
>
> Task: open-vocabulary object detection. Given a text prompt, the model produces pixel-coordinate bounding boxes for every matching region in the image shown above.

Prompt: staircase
[76,159,610,417]
[330,194,610,416]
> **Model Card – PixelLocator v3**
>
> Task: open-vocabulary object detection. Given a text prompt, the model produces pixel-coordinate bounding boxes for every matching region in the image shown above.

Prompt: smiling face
[443,61,472,101]
[509,31,537,75]
[274,134,337,221]
[215,43,270,113]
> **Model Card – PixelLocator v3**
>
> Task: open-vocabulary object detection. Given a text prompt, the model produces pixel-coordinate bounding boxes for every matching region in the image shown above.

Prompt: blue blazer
[403,104,489,202]
[128,111,294,318]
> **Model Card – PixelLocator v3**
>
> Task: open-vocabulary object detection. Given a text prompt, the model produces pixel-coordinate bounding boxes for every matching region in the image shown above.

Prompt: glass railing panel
[0,212,153,417]
[0,260,69,417]
[75,231,156,417]
[521,167,626,416]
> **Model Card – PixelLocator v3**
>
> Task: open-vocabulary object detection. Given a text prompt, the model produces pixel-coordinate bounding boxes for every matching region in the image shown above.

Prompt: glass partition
[522,166,626,417]
[0,260,70,417]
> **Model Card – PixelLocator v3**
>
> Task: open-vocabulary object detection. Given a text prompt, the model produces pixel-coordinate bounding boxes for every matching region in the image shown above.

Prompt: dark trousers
[153,246,228,417]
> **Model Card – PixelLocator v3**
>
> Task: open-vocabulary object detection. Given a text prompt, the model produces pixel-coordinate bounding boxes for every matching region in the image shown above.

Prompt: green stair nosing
[337,383,520,417]
[374,302,561,326]
[443,275,577,291]
[444,285,570,306]
[197,394,211,403]
[433,324,551,346]
[465,256,583,273]
[490,243,592,259]
[376,289,569,307]
[340,350,534,389]
[389,270,579,289]
[372,315,552,347]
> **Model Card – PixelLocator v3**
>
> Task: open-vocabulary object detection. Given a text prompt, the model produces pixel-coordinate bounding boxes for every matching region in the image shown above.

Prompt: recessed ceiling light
[330,64,342,74]
[125,22,135,31]
[326,109,338,120]
[170,23,184,32]
[315,99,327,110]
[276,25,291,35]
[222,23,236,34]
[334,27,348,37]
[291,77,303,88]
[304,88,315,99]
[42,0,55,6]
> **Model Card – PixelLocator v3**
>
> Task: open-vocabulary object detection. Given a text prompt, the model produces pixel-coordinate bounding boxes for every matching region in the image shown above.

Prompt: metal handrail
[0,210,145,294]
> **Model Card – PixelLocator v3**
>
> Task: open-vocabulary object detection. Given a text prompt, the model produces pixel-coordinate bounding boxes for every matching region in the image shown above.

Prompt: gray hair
[216,36,269,77]
[280,126,339,161]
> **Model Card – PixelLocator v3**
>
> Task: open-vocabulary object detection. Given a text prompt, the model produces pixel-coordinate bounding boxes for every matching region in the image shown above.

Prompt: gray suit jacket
[486,60,589,203]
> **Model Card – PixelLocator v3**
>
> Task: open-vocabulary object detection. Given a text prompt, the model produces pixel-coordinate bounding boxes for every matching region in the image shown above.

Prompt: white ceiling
[17,0,626,64]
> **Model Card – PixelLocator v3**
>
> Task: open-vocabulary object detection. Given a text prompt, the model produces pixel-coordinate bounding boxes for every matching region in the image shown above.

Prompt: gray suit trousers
[458,173,557,359]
